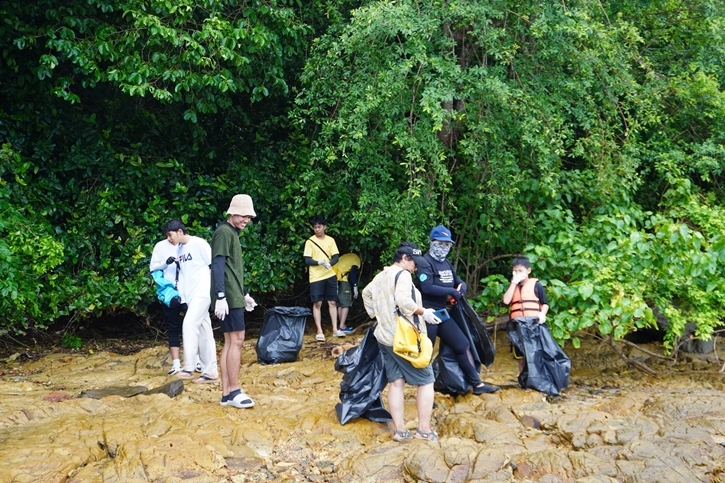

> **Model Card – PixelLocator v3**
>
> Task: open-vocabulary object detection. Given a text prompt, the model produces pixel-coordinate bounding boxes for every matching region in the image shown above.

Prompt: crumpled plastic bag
[433,296,496,395]
[335,326,392,425]
[255,306,311,364]
[507,316,570,395]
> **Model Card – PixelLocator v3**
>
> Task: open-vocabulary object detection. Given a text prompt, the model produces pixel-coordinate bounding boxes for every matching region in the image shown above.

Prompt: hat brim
[410,254,431,270]
[431,236,455,243]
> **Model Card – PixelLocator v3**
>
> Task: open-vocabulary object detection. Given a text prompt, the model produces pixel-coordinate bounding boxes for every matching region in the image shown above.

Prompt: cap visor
[412,255,431,270]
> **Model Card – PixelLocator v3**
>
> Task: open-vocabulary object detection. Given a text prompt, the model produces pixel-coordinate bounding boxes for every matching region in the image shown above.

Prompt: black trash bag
[335,326,392,425]
[507,316,570,395]
[255,306,312,364]
[433,296,496,395]
[432,342,470,395]
[456,297,495,367]
[334,344,360,374]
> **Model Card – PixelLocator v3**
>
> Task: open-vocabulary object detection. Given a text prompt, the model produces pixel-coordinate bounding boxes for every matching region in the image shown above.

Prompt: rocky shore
[1,330,725,482]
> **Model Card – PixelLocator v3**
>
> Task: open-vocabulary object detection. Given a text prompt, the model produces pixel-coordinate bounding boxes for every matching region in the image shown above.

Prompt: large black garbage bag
[432,342,470,395]
[433,296,496,395]
[456,297,496,367]
[334,344,360,374]
[335,326,392,425]
[508,316,570,395]
[256,306,311,364]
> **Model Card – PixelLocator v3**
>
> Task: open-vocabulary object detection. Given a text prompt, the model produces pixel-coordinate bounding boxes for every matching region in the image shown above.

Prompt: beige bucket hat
[227,194,256,217]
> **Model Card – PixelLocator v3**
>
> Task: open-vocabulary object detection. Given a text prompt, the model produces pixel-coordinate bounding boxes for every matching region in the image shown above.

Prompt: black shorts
[310,276,338,303]
[161,303,187,347]
[221,308,246,333]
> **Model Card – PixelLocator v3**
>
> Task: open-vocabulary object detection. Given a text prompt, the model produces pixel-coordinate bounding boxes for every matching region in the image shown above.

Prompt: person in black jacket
[417,225,500,395]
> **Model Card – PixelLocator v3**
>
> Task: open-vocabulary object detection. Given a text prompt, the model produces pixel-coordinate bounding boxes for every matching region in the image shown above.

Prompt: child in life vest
[502,256,549,375]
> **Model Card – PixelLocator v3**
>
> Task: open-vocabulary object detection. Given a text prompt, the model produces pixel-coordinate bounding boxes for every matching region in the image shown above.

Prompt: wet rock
[469,447,511,481]
[556,410,613,449]
[144,379,185,398]
[521,414,541,429]
[440,414,525,452]
[80,386,149,399]
[342,443,407,480]
[3,335,725,482]
[515,449,575,481]
[404,444,449,482]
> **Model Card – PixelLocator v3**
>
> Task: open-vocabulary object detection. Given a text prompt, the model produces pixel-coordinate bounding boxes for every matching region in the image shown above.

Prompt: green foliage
[0,0,724,354]
[0,144,65,334]
[60,334,82,350]
[475,178,725,350]
[8,0,312,108]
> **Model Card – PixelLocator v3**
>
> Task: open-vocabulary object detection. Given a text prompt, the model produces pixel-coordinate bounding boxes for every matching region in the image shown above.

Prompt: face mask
[429,241,451,262]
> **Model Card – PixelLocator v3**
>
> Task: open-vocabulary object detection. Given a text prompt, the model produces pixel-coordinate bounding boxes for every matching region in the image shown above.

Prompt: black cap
[398,245,430,270]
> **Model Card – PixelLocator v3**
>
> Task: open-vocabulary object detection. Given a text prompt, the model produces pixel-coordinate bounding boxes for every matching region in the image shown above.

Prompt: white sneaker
[315,333,325,342]
[333,330,346,337]
[195,362,202,373]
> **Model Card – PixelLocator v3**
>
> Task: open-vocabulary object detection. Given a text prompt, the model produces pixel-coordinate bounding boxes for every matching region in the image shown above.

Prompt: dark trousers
[161,303,187,348]
[426,319,481,386]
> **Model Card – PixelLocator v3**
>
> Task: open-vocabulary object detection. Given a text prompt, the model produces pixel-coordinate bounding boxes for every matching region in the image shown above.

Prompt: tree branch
[616,337,674,361]
[608,336,659,377]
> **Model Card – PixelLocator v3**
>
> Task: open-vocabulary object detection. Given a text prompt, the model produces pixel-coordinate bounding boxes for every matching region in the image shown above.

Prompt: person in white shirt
[163,220,219,383]
[149,235,187,375]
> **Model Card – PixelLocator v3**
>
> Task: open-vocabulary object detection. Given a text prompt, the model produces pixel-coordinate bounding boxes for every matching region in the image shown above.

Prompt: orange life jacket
[510,278,541,318]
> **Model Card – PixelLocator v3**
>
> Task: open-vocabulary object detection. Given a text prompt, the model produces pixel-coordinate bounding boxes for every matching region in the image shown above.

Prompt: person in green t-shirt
[211,194,258,409]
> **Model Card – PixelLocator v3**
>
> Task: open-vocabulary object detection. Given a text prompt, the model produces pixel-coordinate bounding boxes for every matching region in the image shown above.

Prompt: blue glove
[449,289,462,302]
[458,282,467,296]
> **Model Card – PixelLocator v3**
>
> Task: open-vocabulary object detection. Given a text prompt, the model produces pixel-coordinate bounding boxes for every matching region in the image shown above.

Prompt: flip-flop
[193,375,219,384]
[176,370,195,379]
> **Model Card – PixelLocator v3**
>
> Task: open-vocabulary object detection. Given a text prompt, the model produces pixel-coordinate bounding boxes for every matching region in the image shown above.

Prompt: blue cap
[430,225,455,243]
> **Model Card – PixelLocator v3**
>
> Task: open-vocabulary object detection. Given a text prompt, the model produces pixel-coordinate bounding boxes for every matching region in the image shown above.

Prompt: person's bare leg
[313,301,323,334]
[387,378,406,432]
[224,330,245,393]
[170,346,180,361]
[518,358,526,374]
[220,333,231,396]
[328,300,338,332]
[338,306,350,330]
[416,383,435,433]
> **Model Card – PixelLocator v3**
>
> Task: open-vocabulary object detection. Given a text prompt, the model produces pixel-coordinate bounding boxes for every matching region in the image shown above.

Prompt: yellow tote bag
[393,314,433,369]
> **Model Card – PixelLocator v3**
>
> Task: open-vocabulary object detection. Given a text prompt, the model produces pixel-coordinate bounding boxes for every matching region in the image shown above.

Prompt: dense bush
[1,0,723,352]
